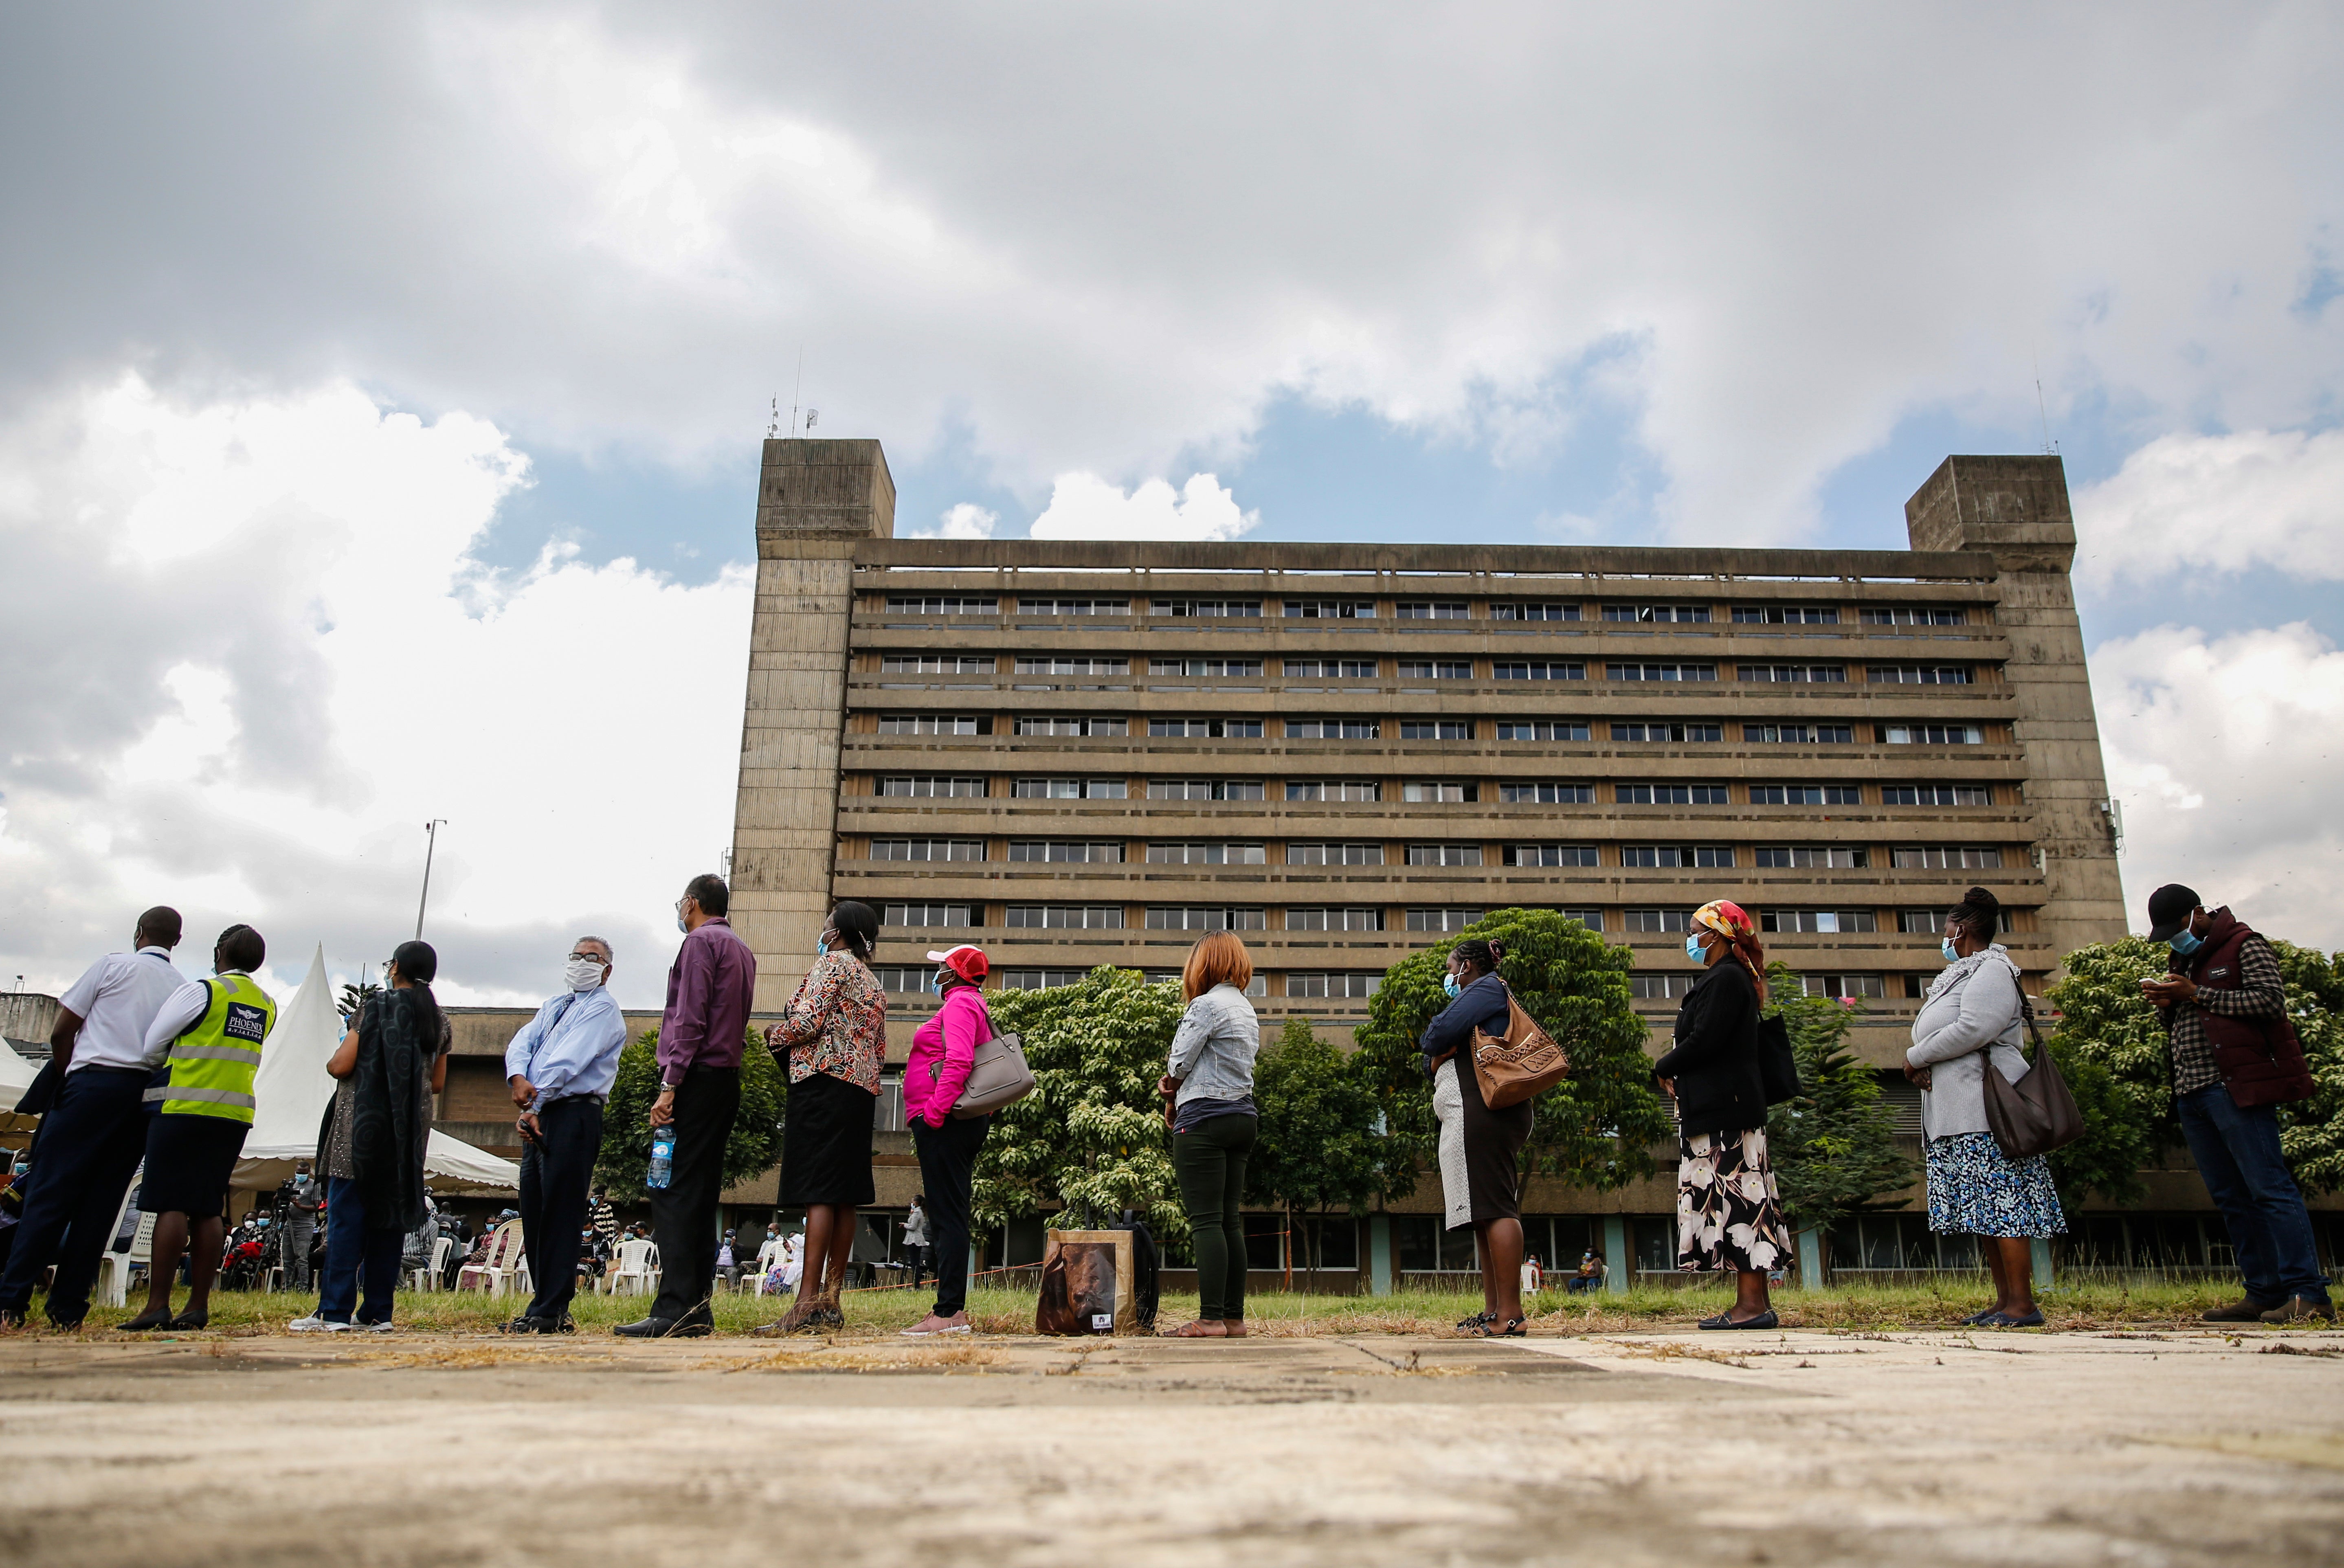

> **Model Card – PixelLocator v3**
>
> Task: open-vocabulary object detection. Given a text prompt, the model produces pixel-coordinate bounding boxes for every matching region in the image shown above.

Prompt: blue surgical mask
[816,941,828,957]
[676,916,687,933]
[2169,927,2203,957]
[1684,933,1706,964]
[1442,973,1461,999]
[1940,938,1960,964]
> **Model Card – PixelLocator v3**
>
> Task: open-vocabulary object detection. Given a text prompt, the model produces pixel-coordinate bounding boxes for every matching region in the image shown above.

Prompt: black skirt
[779,1071,877,1207]
[1458,1056,1535,1225]
[141,1113,250,1219]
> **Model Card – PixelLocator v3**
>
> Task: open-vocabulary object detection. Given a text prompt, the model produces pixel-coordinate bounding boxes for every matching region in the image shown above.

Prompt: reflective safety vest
[146,973,275,1123]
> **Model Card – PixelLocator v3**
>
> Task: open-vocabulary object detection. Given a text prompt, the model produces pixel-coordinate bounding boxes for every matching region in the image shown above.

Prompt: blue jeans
[316,1175,405,1324]
[2177,1085,2331,1303]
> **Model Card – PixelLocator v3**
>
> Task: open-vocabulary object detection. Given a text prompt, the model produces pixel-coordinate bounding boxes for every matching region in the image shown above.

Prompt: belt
[540,1093,608,1108]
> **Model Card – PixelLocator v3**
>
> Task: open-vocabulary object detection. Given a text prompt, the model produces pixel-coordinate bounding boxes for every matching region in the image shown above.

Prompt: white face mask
[564,956,606,992]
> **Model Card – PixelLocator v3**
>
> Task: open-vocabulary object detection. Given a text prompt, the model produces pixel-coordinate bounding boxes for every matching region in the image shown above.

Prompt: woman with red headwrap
[1652,899,1790,1329]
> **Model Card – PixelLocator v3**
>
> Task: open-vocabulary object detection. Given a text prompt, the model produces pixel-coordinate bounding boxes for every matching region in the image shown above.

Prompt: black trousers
[910,1113,991,1317]
[0,1065,150,1322]
[648,1066,740,1324]
[519,1096,604,1321]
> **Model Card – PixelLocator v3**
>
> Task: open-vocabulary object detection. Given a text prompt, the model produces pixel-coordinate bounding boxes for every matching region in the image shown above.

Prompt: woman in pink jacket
[901,944,995,1337]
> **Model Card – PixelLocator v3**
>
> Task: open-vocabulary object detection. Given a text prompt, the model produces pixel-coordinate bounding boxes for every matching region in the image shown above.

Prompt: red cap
[925,944,988,982]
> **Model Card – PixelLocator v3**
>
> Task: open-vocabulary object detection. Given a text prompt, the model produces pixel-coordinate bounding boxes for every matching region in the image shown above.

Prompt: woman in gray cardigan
[1157,931,1262,1338]
[1905,887,2066,1326]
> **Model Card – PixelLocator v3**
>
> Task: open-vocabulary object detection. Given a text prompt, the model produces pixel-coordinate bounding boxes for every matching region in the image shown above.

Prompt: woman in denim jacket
[1158,932,1261,1338]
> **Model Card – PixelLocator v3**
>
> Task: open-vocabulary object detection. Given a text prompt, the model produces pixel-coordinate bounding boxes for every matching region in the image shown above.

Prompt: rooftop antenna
[2034,356,2057,455]
[790,345,804,433]
[765,396,780,438]
[415,818,448,940]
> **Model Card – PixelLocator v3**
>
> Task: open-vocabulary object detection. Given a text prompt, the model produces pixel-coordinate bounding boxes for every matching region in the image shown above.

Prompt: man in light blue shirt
[500,936,628,1333]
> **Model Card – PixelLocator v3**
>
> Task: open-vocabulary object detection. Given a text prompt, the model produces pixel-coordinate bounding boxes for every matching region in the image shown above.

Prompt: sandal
[1977,1309,2045,1329]
[1455,1311,1496,1331]
[1471,1317,1527,1337]
[1160,1319,1228,1337]
[754,1300,823,1336]
[1696,1309,1780,1331]
[1221,1320,1247,1338]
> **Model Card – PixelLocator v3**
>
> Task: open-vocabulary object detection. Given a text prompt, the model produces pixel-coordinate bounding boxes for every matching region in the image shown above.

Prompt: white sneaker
[287,1315,354,1333]
[359,1319,395,1333]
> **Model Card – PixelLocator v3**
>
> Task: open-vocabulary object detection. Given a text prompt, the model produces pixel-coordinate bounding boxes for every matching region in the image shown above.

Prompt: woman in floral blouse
[761,900,888,1333]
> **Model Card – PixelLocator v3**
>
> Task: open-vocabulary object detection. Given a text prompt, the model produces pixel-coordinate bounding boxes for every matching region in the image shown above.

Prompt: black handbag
[1756,1013,1801,1105]
[1981,968,2084,1159]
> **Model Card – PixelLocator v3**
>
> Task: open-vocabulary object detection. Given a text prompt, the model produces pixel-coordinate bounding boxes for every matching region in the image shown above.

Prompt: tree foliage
[1246,1017,1390,1276]
[593,1029,788,1201]
[337,980,380,1024]
[971,967,1187,1243]
[2272,940,2344,1196]
[1351,908,1670,1194]
[1761,963,1914,1232]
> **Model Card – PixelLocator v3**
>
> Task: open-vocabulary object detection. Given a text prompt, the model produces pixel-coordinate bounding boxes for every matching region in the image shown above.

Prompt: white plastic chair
[603,1238,660,1297]
[96,1211,156,1309]
[455,1221,528,1296]
[410,1234,454,1294]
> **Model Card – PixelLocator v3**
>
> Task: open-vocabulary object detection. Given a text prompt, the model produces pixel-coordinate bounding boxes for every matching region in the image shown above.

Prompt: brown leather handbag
[1472,985,1571,1109]
[1981,968,2083,1160]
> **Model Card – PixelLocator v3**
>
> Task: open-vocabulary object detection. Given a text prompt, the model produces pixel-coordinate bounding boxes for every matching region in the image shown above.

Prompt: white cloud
[908,502,997,540]
[1027,473,1258,542]
[2095,621,2344,951]
[2075,428,2344,590]
[0,375,748,1008]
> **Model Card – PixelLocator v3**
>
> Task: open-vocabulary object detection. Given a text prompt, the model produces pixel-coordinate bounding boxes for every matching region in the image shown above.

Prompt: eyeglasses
[568,951,606,963]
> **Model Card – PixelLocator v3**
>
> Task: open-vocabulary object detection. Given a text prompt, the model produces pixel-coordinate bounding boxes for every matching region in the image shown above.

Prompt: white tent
[0,1044,39,1101]
[233,944,520,1195]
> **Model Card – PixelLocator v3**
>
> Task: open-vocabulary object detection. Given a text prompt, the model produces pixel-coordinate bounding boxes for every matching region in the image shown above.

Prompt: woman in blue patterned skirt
[1905,886,2066,1327]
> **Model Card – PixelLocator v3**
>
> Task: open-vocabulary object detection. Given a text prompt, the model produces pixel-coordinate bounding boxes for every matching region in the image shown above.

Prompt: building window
[885,903,977,927]
[1891,845,2003,869]
[1146,841,1266,864]
[1395,660,1473,679]
[1559,907,1605,929]
[1287,718,1382,740]
[1900,906,2016,933]
[1612,721,1722,742]
[1290,907,1384,931]
[1862,606,1967,626]
[1761,910,1880,933]
[1288,842,1383,865]
[1744,723,1854,744]
[1152,598,1260,617]
[1144,907,1265,931]
[1616,784,1730,805]
[1498,720,1590,741]
[879,776,986,798]
[1491,602,1580,621]
[1621,845,1736,868]
[995,968,1094,990]
[1799,973,1887,999]
[1283,599,1375,619]
[1739,664,1847,683]
[1734,606,1839,624]
[1749,784,1862,805]
[1630,973,1694,999]
[1503,844,1599,867]
[1013,777,1126,799]
[1151,657,1262,676]
[1284,658,1378,678]
[1395,601,1470,619]
[1285,780,1380,802]
[1015,655,1129,675]
[1603,604,1710,623]
[1406,908,1482,932]
[1007,841,1123,863]
[1147,778,1265,801]
[1882,785,1993,807]
[1016,597,1129,615]
[1402,781,1476,803]
[1623,909,1690,933]
[1869,665,1974,685]
[882,654,995,674]
[870,966,939,996]
[870,838,986,861]
[1754,845,1867,869]
[1882,723,1985,744]
[884,595,998,614]
[1006,905,1124,929]
[1498,782,1594,804]
[1406,843,1483,867]
[1013,716,1126,736]
[1149,718,1263,738]
[1494,661,1588,681]
[1288,972,1383,998]
[1400,720,1473,740]
[1606,663,1716,682]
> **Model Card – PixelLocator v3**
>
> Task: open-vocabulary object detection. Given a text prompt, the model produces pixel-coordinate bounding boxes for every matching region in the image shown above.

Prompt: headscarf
[1690,899,1768,1003]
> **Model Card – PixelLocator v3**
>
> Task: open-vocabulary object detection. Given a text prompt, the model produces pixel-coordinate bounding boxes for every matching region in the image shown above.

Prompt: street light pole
[415,819,448,940]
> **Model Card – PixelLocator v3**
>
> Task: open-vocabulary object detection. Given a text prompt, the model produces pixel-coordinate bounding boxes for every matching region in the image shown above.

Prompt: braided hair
[1450,937,1505,978]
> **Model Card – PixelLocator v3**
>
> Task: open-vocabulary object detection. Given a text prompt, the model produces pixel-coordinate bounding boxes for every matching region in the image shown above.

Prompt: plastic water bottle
[647,1124,675,1190]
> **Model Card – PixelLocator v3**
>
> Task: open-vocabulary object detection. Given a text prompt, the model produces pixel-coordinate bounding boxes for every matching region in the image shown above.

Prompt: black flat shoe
[1471,1317,1528,1337]
[613,1316,674,1338]
[500,1315,549,1335]
[1977,1309,2045,1329]
[1455,1311,1495,1331]
[167,1309,209,1331]
[119,1308,176,1332]
[1697,1309,1780,1331]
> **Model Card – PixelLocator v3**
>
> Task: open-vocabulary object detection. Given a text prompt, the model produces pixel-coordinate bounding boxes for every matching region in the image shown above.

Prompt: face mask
[1684,933,1707,964]
[1442,973,1461,999]
[675,916,688,933]
[564,957,605,992]
[2169,927,2203,958]
[1940,939,1960,964]
[816,941,828,957]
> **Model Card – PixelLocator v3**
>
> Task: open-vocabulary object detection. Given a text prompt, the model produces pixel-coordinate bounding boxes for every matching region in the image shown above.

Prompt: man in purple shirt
[616,873,756,1337]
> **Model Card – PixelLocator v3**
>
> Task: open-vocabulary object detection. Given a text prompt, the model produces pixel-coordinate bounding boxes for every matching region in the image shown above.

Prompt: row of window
[876,713,1990,746]
[877,653,1977,684]
[869,775,1997,807]
[863,837,2004,870]
[873,901,2009,935]
[882,595,1973,626]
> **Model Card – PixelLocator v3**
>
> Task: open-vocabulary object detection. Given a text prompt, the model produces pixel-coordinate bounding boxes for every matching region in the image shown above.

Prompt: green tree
[1351,908,1670,1196]
[1761,963,1914,1238]
[1246,1017,1390,1283]
[2271,940,2344,1195]
[2043,936,2191,1212]
[972,967,1187,1244]
[593,1029,787,1200]
[336,979,380,1023]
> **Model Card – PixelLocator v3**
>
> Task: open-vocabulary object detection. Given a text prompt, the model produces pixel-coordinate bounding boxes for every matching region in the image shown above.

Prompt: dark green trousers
[1172,1113,1258,1321]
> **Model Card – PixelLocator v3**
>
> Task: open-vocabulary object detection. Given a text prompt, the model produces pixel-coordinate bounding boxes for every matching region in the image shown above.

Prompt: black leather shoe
[2203,1295,2283,1323]
[167,1308,209,1331]
[1697,1309,1780,1331]
[119,1307,176,1332]
[613,1315,673,1337]
[501,1315,550,1335]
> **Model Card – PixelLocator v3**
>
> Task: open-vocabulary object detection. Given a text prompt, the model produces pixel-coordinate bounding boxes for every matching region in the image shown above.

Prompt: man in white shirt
[0,907,186,1329]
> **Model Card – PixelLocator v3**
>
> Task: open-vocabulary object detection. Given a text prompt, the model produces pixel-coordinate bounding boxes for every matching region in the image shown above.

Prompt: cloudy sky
[2,4,2340,1010]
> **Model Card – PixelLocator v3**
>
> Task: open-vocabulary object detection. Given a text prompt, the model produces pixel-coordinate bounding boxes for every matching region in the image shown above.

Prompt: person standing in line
[1905,887,2065,1327]
[588,1185,620,1251]
[123,924,277,1331]
[902,945,995,1337]
[1160,933,1262,1339]
[501,936,628,1334]
[0,907,185,1330]
[903,1195,931,1291]
[1419,937,1533,1337]
[283,1161,321,1293]
[2141,884,2333,1324]
[1654,900,1789,1331]
[619,874,756,1339]
[760,901,887,1335]
[290,941,448,1333]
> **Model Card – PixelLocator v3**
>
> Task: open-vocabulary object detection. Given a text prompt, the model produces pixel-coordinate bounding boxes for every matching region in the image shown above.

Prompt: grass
[4,1274,2320,1338]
